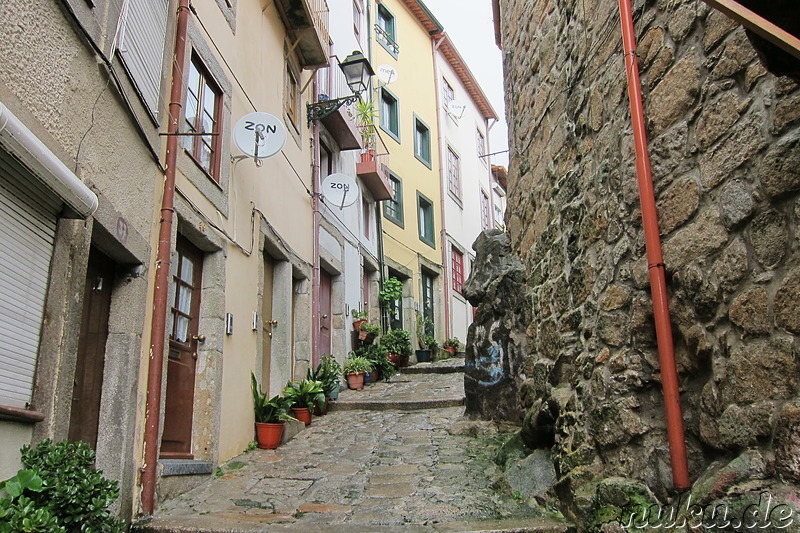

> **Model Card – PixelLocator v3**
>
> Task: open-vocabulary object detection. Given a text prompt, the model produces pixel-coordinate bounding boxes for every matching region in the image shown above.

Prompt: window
[480,190,491,229]
[119,0,168,115]
[362,196,371,239]
[443,78,454,110]
[447,146,461,199]
[353,0,363,45]
[388,270,403,331]
[384,174,404,227]
[284,51,301,130]
[184,55,222,180]
[417,192,435,247]
[414,116,431,167]
[376,4,398,56]
[380,88,400,140]
[477,129,487,162]
[451,247,464,293]
[421,270,435,334]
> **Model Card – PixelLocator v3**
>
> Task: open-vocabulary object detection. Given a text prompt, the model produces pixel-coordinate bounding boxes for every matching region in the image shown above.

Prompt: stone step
[328,396,465,411]
[329,371,465,412]
[400,357,466,374]
[133,517,574,533]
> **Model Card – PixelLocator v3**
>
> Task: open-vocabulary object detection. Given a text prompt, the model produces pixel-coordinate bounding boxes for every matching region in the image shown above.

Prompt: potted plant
[343,354,372,390]
[353,98,377,160]
[359,321,382,341]
[443,337,460,356]
[416,334,437,363]
[380,328,412,367]
[352,309,368,332]
[251,373,294,449]
[355,343,393,382]
[282,379,325,426]
[309,355,343,402]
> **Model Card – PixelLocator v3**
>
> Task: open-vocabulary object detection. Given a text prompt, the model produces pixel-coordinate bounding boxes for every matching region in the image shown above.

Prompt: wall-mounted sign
[447,100,466,119]
[377,64,399,85]
[233,112,286,159]
[322,173,359,208]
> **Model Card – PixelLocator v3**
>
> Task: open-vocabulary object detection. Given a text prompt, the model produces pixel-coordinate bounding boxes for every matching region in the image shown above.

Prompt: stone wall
[481,0,800,527]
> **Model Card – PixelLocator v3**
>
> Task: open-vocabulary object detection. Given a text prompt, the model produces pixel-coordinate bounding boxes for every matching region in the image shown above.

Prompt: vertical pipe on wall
[312,119,322,370]
[141,0,190,515]
[431,33,451,341]
[617,0,690,491]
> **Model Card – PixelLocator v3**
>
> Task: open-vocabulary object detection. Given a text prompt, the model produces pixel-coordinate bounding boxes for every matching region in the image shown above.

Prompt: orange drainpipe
[141,0,191,514]
[617,0,690,490]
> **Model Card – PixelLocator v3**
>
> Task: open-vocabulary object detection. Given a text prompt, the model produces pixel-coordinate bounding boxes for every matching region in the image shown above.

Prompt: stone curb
[328,397,465,411]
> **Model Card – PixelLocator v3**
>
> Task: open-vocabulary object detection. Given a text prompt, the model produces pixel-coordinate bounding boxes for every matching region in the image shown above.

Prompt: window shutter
[119,0,169,115]
[0,153,60,408]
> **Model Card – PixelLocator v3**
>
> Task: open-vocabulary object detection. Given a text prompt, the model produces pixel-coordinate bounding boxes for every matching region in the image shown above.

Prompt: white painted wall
[435,52,492,343]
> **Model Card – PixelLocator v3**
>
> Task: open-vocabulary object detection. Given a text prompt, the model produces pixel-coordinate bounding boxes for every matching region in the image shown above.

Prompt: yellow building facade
[371,0,444,348]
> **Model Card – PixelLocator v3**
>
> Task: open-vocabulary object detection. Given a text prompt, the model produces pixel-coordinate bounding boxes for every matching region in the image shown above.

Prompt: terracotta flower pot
[444,346,457,356]
[255,422,284,449]
[346,372,365,390]
[292,407,312,426]
[353,319,366,331]
[313,398,328,416]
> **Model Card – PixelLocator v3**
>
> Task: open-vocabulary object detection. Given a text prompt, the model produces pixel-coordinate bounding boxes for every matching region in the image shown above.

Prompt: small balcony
[313,56,362,150]
[356,125,393,201]
[275,0,330,68]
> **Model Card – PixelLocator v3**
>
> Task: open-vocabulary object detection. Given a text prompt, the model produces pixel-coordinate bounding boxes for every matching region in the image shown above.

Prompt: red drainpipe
[617,0,690,491]
[141,0,191,514]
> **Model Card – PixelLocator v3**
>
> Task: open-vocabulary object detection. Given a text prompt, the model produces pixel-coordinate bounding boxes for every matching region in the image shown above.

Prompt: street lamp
[307,51,375,124]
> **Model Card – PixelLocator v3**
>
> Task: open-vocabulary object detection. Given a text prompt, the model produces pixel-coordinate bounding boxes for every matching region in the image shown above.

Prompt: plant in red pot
[352,309,368,333]
[380,328,412,368]
[443,337,460,357]
[343,354,372,390]
[251,373,294,449]
[283,379,325,426]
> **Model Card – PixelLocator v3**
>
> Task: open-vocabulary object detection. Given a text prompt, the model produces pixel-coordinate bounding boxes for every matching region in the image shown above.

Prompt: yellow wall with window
[371,0,444,341]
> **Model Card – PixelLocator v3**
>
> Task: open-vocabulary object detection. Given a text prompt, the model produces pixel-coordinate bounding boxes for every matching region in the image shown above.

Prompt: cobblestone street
[133,361,572,532]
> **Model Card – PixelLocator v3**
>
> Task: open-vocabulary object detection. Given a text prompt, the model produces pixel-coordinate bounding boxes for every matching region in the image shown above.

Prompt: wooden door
[69,248,115,450]
[261,254,275,392]
[319,269,332,361]
[161,238,203,458]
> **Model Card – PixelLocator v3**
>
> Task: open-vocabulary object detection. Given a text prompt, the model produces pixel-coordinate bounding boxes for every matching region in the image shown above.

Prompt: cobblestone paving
[134,363,571,532]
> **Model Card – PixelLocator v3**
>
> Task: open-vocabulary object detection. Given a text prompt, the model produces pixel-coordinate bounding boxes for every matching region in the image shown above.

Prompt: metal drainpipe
[312,117,322,370]
[141,0,190,515]
[617,0,690,490]
[431,33,450,341]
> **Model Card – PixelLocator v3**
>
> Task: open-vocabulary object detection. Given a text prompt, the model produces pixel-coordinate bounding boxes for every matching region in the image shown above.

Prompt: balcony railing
[374,24,399,56]
[274,0,330,68]
[356,124,393,201]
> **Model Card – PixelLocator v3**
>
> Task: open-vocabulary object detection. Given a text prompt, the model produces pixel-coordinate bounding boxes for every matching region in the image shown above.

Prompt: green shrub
[0,439,125,533]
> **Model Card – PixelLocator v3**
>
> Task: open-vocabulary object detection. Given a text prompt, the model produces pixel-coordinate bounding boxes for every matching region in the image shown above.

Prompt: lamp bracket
[307,94,359,126]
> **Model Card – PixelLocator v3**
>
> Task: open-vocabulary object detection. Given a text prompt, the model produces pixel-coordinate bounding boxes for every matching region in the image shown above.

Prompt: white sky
[422,0,510,168]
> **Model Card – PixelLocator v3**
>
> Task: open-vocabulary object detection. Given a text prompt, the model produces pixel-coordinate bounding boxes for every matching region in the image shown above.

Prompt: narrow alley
[132,359,573,533]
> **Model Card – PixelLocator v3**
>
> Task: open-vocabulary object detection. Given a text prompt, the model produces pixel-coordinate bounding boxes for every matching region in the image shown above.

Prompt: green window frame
[380,88,400,142]
[384,173,404,228]
[376,4,398,57]
[417,191,435,248]
[413,115,431,168]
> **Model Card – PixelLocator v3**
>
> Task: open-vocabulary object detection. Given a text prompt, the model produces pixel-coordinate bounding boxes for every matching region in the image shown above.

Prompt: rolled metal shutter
[0,152,60,408]
[118,0,169,115]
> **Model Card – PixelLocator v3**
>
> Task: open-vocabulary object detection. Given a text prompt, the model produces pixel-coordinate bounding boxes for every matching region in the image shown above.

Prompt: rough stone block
[760,130,800,199]
[662,209,728,271]
[720,337,797,405]
[750,208,788,269]
[649,55,701,136]
[728,287,771,335]
[775,268,800,333]
[695,91,744,150]
[657,177,700,235]
[773,401,800,482]
[699,117,766,190]
[719,179,755,228]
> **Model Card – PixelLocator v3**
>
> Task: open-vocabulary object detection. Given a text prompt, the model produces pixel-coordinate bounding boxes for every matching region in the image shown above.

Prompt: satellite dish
[377,64,399,85]
[322,173,359,208]
[233,112,286,159]
[447,100,466,119]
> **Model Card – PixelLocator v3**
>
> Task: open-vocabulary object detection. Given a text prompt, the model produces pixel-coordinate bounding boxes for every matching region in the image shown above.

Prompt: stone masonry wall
[483,0,800,527]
